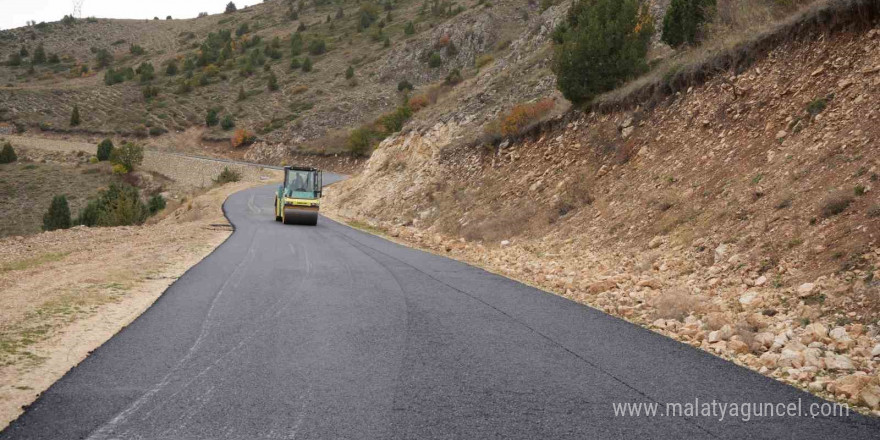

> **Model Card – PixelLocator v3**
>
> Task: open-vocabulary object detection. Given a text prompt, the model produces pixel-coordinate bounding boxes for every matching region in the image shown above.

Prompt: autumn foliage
[499,98,555,137]
[231,128,256,148]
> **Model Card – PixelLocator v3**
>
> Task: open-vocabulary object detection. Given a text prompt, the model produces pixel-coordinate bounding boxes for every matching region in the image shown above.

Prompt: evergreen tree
[70,104,81,126]
[43,195,72,231]
[552,0,653,104]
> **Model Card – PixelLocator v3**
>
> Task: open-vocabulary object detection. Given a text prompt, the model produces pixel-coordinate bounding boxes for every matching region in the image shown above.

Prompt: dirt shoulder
[0,181,263,430]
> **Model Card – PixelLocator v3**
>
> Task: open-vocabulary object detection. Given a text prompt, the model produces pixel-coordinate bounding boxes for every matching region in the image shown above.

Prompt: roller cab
[275,166,323,226]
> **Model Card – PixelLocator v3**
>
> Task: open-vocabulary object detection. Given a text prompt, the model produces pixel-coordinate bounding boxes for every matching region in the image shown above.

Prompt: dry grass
[651,288,705,320]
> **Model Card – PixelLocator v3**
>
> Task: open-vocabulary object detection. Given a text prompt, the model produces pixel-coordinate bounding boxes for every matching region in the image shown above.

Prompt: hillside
[0,0,561,164]
[324,4,880,414]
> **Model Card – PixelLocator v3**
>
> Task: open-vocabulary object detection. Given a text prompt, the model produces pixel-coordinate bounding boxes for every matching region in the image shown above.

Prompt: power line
[72,0,85,18]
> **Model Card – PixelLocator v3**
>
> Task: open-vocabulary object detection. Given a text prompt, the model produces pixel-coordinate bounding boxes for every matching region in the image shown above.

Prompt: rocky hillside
[325,17,880,413]
[0,0,566,164]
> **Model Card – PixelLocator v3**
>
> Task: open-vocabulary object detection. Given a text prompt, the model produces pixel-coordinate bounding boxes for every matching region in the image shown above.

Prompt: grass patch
[0,252,69,273]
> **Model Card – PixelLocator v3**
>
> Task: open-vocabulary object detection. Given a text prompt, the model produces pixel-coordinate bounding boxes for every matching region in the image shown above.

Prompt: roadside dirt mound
[325,25,880,412]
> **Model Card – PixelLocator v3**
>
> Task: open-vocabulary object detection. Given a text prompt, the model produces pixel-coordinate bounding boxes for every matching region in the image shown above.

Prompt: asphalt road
[3,177,879,439]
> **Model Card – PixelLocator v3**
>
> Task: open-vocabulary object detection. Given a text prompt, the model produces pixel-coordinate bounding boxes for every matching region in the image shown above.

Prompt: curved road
[2,179,879,439]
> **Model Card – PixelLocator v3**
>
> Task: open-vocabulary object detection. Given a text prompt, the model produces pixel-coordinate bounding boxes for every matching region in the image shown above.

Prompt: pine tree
[552,0,653,104]
[345,65,354,79]
[0,142,17,164]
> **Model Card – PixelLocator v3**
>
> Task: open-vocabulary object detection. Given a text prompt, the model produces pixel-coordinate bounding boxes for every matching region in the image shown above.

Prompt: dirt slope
[325,24,880,412]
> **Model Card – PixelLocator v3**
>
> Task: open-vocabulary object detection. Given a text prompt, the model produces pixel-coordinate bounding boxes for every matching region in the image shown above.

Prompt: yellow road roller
[275,166,323,226]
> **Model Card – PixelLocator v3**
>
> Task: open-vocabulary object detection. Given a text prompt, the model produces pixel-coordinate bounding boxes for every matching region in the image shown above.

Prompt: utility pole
[72,0,85,18]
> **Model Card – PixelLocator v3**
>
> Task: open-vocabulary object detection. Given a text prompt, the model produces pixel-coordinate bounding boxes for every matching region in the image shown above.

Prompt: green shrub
[345,65,355,79]
[142,85,160,99]
[661,0,714,48]
[43,195,71,231]
[290,57,302,69]
[225,2,237,14]
[48,53,60,64]
[111,142,143,172]
[130,44,146,55]
[148,194,166,214]
[427,52,442,68]
[378,105,412,133]
[96,139,114,161]
[302,57,313,72]
[206,108,219,126]
[444,68,462,85]
[214,166,241,184]
[404,21,415,35]
[78,183,149,227]
[397,79,413,91]
[221,115,235,130]
[347,127,379,157]
[308,39,327,55]
[70,104,81,126]
[33,44,46,64]
[552,0,654,104]
[267,71,279,91]
[165,59,178,76]
[0,142,17,164]
[95,48,112,68]
[137,62,155,82]
[290,32,304,56]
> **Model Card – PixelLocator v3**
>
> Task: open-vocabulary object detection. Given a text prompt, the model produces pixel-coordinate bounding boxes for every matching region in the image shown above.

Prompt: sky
[1,0,258,30]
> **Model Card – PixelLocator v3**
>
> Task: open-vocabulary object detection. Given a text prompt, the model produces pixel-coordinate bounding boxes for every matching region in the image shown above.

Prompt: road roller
[275,166,323,226]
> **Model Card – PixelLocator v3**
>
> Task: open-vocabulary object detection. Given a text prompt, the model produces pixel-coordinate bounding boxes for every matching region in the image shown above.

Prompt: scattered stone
[588,280,618,294]
[797,282,816,298]
[648,236,663,249]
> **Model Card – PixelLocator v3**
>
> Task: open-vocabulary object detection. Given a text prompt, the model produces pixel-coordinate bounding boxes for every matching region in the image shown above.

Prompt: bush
[78,183,149,227]
[130,44,146,55]
[302,57,313,72]
[552,0,653,104]
[345,65,355,79]
[70,104,81,126]
[237,86,247,101]
[290,32,304,56]
[475,54,494,70]
[308,39,327,55]
[142,85,160,99]
[378,105,413,133]
[96,139,114,161]
[111,142,143,172]
[397,79,413,92]
[498,99,555,137]
[427,52,443,68]
[221,115,235,130]
[206,108,219,126]
[820,191,853,218]
[444,68,462,85]
[214,166,241,184]
[137,62,155,82]
[0,142,17,163]
[267,71,279,91]
[148,194,166,214]
[225,2,237,14]
[661,0,714,48]
[231,128,256,148]
[43,195,71,231]
[95,48,112,68]
[33,44,46,64]
[165,59,178,76]
[347,127,379,157]
[404,21,415,35]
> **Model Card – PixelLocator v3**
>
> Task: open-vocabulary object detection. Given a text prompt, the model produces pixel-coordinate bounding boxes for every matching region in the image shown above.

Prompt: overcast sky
[1,0,258,30]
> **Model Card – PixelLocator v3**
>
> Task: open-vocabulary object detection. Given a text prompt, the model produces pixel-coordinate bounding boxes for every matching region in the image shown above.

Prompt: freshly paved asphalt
[3,176,879,439]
